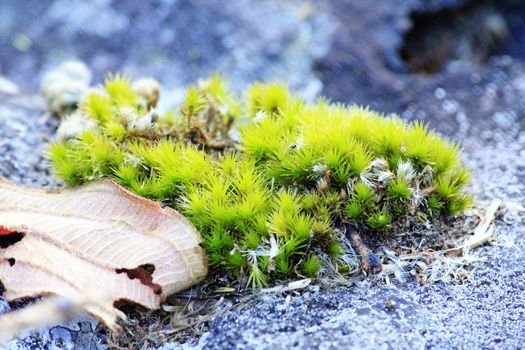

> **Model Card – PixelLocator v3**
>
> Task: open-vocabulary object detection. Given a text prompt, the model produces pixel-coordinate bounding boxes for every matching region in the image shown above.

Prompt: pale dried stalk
[463,199,501,251]
[0,296,90,342]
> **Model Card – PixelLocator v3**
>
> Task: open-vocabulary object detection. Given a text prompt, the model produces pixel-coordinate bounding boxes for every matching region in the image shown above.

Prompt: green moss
[368,211,392,231]
[302,255,322,276]
[47,75,472,288]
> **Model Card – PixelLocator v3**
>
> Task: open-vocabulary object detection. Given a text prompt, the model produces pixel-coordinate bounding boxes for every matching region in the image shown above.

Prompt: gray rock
[2,318,104,350]
[0,91,58,187]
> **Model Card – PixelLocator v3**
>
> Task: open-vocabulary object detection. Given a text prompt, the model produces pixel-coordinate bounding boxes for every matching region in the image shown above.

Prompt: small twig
[465,199,501,249]
[345,224,382,274]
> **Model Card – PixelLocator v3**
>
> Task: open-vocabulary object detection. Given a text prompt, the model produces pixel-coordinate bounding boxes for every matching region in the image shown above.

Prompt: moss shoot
[47,75,472,288]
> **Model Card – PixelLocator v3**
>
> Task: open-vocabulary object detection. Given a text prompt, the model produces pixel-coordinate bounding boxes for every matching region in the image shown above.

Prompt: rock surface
[1,0,524,349]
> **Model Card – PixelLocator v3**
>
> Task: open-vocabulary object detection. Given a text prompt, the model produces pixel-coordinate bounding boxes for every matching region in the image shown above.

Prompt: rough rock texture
[1,0,525,349]
[198,250,525,349]
[2,319,102,350]
[0,91,57,187]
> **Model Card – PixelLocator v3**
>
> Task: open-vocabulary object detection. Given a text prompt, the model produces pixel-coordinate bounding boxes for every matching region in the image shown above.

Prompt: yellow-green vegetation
[48,75,472,288]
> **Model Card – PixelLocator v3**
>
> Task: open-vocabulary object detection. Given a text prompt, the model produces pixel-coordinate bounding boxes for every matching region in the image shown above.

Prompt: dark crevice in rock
[400,0,525,74]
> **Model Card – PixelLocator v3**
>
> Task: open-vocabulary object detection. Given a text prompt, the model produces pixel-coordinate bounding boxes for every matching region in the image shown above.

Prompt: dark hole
[7,258,15,266]
[400,0,525,74]
[140,263,155,275]
[115,264,162,295]
[0,231,25,248]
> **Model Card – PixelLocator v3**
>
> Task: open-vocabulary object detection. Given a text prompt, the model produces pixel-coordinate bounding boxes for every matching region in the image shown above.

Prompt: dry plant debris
[0,177,207,336]
[378,199,503,285]
[461,199,500,252]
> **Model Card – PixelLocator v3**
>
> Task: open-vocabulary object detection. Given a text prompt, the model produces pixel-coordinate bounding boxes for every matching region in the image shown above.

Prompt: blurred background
[0,0,332,99]
[1,0,525,135]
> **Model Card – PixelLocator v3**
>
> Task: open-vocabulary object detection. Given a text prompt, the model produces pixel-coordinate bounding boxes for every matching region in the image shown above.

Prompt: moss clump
[48,75,472,288]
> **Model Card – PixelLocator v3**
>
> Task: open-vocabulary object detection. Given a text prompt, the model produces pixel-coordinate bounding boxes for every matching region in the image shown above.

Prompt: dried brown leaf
[0,178,207,330]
